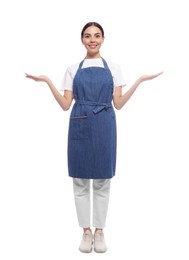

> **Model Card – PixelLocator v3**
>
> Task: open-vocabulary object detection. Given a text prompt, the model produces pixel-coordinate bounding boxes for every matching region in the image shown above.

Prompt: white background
[0,0,189,259]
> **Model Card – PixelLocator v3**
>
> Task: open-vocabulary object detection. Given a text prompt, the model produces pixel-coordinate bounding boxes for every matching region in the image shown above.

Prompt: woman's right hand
[25,73,49,83]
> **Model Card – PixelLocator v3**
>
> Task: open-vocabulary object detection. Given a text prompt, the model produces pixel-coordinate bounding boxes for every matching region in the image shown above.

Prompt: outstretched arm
[113,71,163,110]
[25,74,73,111]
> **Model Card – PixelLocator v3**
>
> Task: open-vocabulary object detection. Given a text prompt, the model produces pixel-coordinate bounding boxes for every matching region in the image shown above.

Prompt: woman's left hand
[139,71,164,82]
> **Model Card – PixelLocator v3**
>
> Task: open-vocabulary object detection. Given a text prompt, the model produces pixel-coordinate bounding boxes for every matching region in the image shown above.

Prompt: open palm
[25,73,48,82]
[140,71,164,82]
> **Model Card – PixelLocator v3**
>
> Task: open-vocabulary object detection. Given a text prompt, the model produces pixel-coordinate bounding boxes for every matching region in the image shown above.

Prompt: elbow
[62,105,71,111]
[60,101,72,111]
[61,97,73,111]
[62,107,69,111]
[114,102,123,110]
[114,106,122,110]
[113,95,124,110]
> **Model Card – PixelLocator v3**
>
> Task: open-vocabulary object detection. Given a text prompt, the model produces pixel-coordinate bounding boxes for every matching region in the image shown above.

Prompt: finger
[25,74,38,81]
[25,73,33,78]
[155,71,164,77]
[151,72,163,79]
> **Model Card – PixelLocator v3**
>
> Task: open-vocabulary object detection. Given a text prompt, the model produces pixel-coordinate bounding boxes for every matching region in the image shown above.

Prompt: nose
[90,36,95,42]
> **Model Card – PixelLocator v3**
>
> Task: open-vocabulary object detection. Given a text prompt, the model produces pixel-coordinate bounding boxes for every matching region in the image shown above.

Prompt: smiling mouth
[89,45,97,49]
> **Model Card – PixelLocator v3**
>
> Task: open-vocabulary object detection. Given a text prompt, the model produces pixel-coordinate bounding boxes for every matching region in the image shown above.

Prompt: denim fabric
[68,58,116,179]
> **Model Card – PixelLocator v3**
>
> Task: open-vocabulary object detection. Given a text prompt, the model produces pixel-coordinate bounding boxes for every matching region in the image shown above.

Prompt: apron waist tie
[75,100,112,114]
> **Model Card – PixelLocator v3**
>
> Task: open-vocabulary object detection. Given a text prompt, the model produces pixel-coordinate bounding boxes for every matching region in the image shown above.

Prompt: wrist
[135,78,142,87]
[46,77,52,85]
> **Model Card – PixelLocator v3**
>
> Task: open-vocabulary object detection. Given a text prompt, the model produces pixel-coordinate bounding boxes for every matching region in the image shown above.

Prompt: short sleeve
[60,63,80,91]
[108,62,127,88]
[59,67,73,91]
[112,64,127,88]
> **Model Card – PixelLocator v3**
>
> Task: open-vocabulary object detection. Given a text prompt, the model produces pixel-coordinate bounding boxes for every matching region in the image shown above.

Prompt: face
[81,26,104,58]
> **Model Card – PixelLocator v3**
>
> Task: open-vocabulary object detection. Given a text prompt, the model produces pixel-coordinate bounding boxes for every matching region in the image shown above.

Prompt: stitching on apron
[70,116,88,119]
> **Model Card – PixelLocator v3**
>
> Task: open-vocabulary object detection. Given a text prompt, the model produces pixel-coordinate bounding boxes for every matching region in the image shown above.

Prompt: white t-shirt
[60,58,126,92]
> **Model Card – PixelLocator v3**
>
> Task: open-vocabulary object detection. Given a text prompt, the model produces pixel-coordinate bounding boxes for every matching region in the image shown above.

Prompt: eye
[84,34,90,39]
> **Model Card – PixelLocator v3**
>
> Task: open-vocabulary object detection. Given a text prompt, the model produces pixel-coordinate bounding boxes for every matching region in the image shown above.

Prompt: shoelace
[83,233,92,241]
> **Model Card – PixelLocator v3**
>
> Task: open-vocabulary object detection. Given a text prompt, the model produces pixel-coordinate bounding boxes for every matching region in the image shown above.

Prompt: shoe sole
[94,247,107,253]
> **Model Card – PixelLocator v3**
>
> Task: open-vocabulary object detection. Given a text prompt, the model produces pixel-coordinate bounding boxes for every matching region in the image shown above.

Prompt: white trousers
[73,178,111,228]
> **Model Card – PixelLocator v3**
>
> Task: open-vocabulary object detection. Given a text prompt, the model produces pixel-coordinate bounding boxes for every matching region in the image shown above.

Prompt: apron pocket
[69,116,90,140]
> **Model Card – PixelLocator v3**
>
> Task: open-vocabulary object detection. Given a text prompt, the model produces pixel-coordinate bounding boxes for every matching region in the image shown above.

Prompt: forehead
[83,26,102,35]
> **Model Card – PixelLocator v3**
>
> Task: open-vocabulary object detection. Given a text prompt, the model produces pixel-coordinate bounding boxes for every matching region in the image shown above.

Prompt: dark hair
[81,22,104,38]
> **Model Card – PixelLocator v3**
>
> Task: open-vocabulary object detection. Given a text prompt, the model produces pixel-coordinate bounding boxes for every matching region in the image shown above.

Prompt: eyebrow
[84,33,101,36]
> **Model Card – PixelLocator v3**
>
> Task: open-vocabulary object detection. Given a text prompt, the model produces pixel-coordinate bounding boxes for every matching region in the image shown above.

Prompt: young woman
[25,22,163,253]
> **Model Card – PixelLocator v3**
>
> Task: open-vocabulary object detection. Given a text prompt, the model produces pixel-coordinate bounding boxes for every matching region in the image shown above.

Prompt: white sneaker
[79,230,93,253]
[94,230,107,253]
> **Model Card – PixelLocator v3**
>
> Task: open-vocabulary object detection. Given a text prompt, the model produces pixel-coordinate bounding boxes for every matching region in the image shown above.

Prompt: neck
[85,52,101,59]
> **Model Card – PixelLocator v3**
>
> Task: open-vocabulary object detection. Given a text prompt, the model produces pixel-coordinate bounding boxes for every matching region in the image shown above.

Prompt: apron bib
[68,58,117,179]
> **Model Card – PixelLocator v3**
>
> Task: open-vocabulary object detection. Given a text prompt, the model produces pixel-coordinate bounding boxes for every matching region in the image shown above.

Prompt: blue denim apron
[68,58,116,179]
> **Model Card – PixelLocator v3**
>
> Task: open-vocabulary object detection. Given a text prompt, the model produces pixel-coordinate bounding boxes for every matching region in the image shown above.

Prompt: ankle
[83,227,92,233]
[95,228,103,233]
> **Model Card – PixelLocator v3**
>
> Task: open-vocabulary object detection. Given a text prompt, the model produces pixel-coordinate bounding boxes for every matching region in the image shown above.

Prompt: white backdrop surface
[0,0,189,259]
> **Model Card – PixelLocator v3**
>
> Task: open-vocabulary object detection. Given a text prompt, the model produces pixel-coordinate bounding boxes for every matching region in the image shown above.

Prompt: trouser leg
[93,179,111,228]
[73,178,91,228]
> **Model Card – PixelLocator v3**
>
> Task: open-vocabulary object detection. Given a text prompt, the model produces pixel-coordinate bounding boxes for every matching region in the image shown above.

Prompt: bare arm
[25,74,73,111]
[113,71,163,110]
